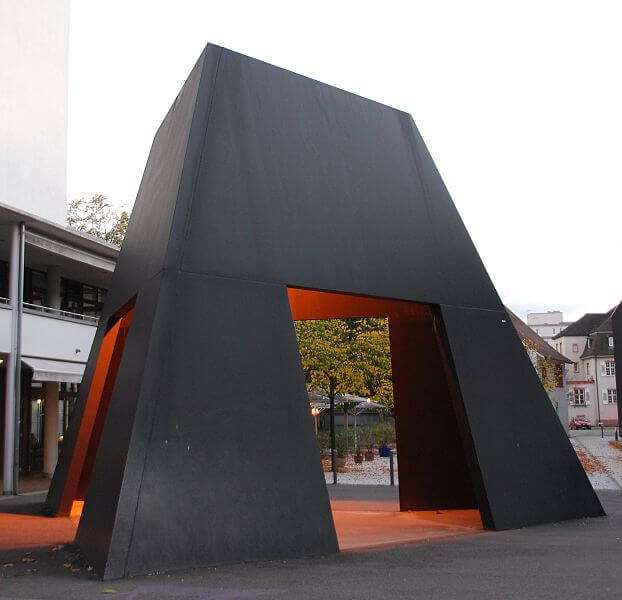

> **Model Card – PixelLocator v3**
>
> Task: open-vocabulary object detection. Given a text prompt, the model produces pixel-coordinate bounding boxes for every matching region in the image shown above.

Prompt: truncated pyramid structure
[45,45,604,579]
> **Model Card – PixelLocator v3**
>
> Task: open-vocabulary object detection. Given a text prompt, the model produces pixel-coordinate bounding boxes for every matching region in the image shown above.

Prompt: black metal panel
[123,274,335,578]
[47,43,603,579]
[390,314,478,511]
[440,304,604,529]
[613,303,622,430]
[75,273,164,576]
[46,46,215,518]
[180,47,501,310]
[104,48,212,311]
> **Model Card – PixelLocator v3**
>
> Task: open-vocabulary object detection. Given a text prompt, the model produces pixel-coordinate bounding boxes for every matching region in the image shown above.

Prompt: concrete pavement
[0,487,620,599]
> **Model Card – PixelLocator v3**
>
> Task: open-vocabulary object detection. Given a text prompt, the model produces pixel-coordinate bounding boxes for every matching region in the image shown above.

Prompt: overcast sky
[66,1,621,321]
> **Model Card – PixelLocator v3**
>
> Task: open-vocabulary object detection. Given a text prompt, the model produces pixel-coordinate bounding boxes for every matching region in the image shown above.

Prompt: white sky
[66,0,621,322]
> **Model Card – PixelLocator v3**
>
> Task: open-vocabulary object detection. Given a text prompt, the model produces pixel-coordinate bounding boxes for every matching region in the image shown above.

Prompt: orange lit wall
[287,287,430,321]
[57,306,134,516]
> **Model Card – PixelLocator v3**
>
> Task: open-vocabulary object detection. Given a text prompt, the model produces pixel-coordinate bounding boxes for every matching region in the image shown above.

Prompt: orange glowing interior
[58,303,135,516]
[287,287,430,321]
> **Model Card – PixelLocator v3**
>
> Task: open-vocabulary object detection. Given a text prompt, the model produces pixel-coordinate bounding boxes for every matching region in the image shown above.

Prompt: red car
[570,415,592,430]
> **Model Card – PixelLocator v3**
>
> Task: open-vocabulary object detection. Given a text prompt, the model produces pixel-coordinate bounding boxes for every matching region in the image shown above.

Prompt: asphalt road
[0,487,620,600]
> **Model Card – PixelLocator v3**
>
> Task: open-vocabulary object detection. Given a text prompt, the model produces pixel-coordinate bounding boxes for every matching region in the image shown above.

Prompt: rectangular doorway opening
[288,287,485,551]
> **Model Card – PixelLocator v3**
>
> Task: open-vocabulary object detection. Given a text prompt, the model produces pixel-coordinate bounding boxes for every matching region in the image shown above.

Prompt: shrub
[369,420,396,446]
[335,430,352,457]
[316,430,330,453]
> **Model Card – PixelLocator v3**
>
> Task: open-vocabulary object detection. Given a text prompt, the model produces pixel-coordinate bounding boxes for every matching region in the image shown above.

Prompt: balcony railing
[0,297,99,325]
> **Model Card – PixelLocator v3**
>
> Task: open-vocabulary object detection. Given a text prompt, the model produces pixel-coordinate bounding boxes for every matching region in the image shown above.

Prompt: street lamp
[311,406,320,434]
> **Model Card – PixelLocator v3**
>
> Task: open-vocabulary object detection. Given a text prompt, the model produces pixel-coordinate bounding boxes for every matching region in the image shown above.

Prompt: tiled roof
[593,314,613,333]
[580,308,616,358]
[552,313,607,339]
[580,331,615,359]
[506,307,572,364]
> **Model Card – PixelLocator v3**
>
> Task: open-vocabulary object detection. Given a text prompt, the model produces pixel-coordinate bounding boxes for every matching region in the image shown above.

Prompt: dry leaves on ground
[575,445,610,475]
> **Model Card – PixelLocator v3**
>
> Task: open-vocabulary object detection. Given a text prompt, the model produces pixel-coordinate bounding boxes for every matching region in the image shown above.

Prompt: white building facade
[526,311,573,347]
[0,0,70,224]
[553,313,617,427]
[0,1,119,494]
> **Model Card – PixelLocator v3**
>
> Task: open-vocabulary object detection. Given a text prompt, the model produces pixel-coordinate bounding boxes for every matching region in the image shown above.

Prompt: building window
[572,343,578,353]
[573,362,579,373]
[587,338,592,349]
[604,361,616,376]
[552,328,556,334]
[607,389,617,404]
[609,336,614,348]
[0,261,9,298]
[24,267,47,306]
[586,362,590,376]
[60,278,107,318]
[571,388,586,405]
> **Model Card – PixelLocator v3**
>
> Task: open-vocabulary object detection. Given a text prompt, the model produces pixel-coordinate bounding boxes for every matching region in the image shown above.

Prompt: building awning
[22,357,85,384]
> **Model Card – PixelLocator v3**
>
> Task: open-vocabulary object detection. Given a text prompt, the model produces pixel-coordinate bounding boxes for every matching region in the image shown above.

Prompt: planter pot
[364,450,375,461]
[378,445,391,458]
[336,455,347,471]
[354,453,364,464]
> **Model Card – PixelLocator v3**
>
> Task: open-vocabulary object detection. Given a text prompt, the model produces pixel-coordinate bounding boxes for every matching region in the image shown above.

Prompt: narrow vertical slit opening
[58,297,136,516]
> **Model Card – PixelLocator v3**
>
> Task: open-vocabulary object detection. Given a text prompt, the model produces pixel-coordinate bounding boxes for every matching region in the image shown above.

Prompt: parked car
[570,415,592,430]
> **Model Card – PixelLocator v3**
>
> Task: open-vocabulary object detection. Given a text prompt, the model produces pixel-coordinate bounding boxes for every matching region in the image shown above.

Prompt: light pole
[311,406,320,435]
[329,395,337,485]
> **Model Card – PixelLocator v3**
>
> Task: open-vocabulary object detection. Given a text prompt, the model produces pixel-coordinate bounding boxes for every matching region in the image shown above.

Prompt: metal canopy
[22,356,85,384]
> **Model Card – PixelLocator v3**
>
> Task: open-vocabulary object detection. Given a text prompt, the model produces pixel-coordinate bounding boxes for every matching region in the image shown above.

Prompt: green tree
[105,210,130,246]
[294,319,362,405]
[67,194,129,246]
[351,323,394,409]
[294,317,394,412]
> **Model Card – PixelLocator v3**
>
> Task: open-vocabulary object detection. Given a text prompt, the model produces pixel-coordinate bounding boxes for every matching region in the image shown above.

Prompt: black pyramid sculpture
[45,44,604,579]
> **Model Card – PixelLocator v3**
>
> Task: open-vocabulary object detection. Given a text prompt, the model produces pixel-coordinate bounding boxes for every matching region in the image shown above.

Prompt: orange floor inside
[0,493,483,553]
[331,497,483,551]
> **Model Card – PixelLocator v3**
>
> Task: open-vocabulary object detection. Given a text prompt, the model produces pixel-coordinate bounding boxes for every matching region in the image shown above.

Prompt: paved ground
[0,487,620,599]
[568,427,619,439]
[330,486,482,550]
[0,486,482,553]
[0,474,50,495]
[571,433,622,489]
[578,435,622,487]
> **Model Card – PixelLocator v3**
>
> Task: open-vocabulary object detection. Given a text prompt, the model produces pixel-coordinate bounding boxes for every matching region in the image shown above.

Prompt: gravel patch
[326,442,622,490]
[324,455,398,485]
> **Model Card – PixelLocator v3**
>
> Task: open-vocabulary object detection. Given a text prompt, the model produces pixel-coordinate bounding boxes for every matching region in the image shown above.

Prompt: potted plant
[378,442,392,458]
[358,428,375,461]
[318,432,338,472]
